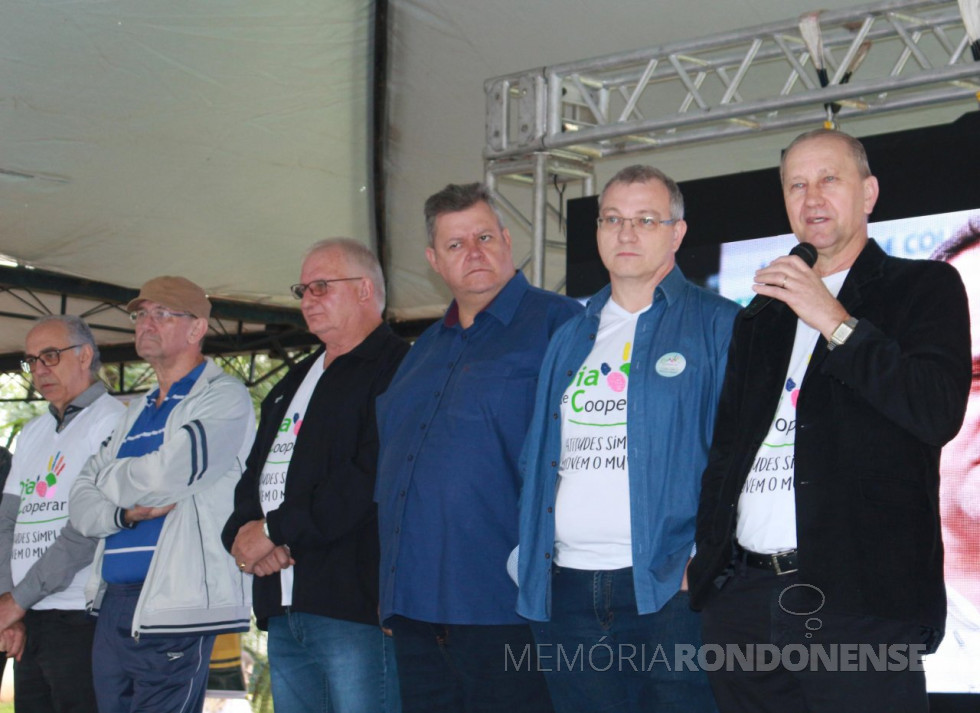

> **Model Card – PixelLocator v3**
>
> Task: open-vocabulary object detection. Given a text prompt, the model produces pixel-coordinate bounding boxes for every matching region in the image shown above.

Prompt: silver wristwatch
[827,317,858,350]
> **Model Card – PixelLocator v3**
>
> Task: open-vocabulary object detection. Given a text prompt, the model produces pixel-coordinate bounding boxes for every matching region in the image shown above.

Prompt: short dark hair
[30,315,102,379]
[424,183,505,247]
[930,215,980,263]
[598,165,685,220]
[780,129,872,182]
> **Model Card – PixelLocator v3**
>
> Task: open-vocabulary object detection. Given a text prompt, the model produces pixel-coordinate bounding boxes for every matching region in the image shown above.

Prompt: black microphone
[742,242,818,319]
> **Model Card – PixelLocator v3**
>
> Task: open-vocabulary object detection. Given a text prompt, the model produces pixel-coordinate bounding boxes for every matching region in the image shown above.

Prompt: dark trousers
[15,608,98,713]
[92,583,216,713]
[700,562,932,713]
[387,615,553,713]
[532,566,717,713]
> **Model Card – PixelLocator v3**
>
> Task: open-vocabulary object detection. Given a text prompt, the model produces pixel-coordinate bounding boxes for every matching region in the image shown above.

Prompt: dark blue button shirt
[376,272,582,624]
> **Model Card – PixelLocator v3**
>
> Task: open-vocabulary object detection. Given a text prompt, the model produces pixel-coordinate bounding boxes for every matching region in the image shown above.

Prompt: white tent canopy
[0,0,973,357]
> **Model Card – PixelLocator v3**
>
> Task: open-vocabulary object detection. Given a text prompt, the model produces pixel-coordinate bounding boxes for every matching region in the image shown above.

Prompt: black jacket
[222,323,409,628]
[689,240,971,639]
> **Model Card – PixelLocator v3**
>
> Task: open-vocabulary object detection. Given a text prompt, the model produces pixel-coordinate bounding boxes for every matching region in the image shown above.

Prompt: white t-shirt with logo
[555,298,646,570]
[5,393,124,609]
[736,271,848,554]
[259,352,326,605]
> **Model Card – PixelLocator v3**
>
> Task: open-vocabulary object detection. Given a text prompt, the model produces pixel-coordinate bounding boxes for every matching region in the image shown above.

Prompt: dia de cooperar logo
[24,451,66,499]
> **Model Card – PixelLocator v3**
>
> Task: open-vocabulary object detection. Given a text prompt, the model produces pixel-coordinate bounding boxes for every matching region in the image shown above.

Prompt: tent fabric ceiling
[0,1,373,323]
[0,0,972,355]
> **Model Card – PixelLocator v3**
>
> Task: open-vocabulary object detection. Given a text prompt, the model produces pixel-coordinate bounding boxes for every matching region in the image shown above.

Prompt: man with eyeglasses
[375,183,580,713]
[223,239,407,713]
[514,165,736,712]
[69,276,255,713]
[0,316,123,712]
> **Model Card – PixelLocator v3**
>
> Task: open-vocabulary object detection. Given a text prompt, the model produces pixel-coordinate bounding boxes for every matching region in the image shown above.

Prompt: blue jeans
[532,566,717,713]
[267,611,400,713]
[387,616,553,713]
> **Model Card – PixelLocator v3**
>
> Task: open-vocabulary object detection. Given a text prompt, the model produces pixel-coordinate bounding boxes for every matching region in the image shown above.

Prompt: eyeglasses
[129,308,194,324]
[597,215,678,232]
[21,344,83,372]
[290,277,363,300]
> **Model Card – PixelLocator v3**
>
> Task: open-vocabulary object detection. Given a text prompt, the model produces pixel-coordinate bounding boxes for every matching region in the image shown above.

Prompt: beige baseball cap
[126,276,212,320]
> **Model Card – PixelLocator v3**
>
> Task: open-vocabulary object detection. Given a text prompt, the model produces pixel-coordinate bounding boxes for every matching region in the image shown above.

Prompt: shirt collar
[585,265,686,316]
[145,361,206,407]
[443,271,529,329]
[50,381,108,431]
[330,322,397,362]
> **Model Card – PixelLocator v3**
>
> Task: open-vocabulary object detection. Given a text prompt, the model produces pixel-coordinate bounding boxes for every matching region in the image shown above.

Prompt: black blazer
[690,240,971,637]
[222,324,409,629]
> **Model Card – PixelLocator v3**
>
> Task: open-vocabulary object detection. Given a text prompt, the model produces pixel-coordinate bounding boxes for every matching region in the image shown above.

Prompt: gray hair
[423,183,505,247]
[30,315,102,379]
[780,129,872,182]
[599,165,685,220]
[305,238,386,312]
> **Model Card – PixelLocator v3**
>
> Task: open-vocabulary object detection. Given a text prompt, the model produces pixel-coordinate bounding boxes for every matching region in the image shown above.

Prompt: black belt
[738,547,798,575]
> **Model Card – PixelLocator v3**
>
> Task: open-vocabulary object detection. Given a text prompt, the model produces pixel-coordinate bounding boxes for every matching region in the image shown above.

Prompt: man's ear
[359,277,374,304]
[77,343,94,372]
[188,317,209,345]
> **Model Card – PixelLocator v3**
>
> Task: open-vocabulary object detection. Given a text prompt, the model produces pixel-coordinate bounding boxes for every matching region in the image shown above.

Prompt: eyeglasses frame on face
[290,277,363,300]
[128,308,195,324]
[21,344,84,372]
[596,215,679,232]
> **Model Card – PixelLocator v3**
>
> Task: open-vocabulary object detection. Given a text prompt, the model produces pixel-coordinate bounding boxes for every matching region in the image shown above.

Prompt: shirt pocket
[446,361,537,424]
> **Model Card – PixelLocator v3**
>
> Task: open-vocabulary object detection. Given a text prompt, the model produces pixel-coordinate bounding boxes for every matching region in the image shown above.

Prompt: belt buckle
[772,552,797,576]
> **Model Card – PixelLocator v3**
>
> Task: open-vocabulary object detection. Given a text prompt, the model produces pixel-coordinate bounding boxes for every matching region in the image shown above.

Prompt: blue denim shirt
[376,272,582,624]
[517,267,738,620]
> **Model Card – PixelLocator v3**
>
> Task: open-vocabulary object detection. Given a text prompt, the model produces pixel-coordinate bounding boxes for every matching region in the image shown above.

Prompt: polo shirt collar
[145,361,206,407]
[50,381,108,432]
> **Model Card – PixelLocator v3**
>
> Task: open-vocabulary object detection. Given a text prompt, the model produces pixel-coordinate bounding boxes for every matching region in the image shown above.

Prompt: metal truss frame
[484,0,980,290]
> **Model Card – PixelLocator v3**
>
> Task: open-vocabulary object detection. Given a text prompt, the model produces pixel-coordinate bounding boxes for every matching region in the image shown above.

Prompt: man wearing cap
[0,316,124,712]
[70,276,255,713]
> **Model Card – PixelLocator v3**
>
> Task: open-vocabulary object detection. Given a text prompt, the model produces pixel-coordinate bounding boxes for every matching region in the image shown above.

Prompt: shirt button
[394,527,400,534]
[552,413,558,420]
[434,391,440,398]
[391,566,395,572]
[589,334,596,341]
[399,490,406,497]
[547,507,553,514]
[566,370,573,377]
[420,423,426,430]
[544,552,551,560]
[407,454,414,461]
[550,461,557,467]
